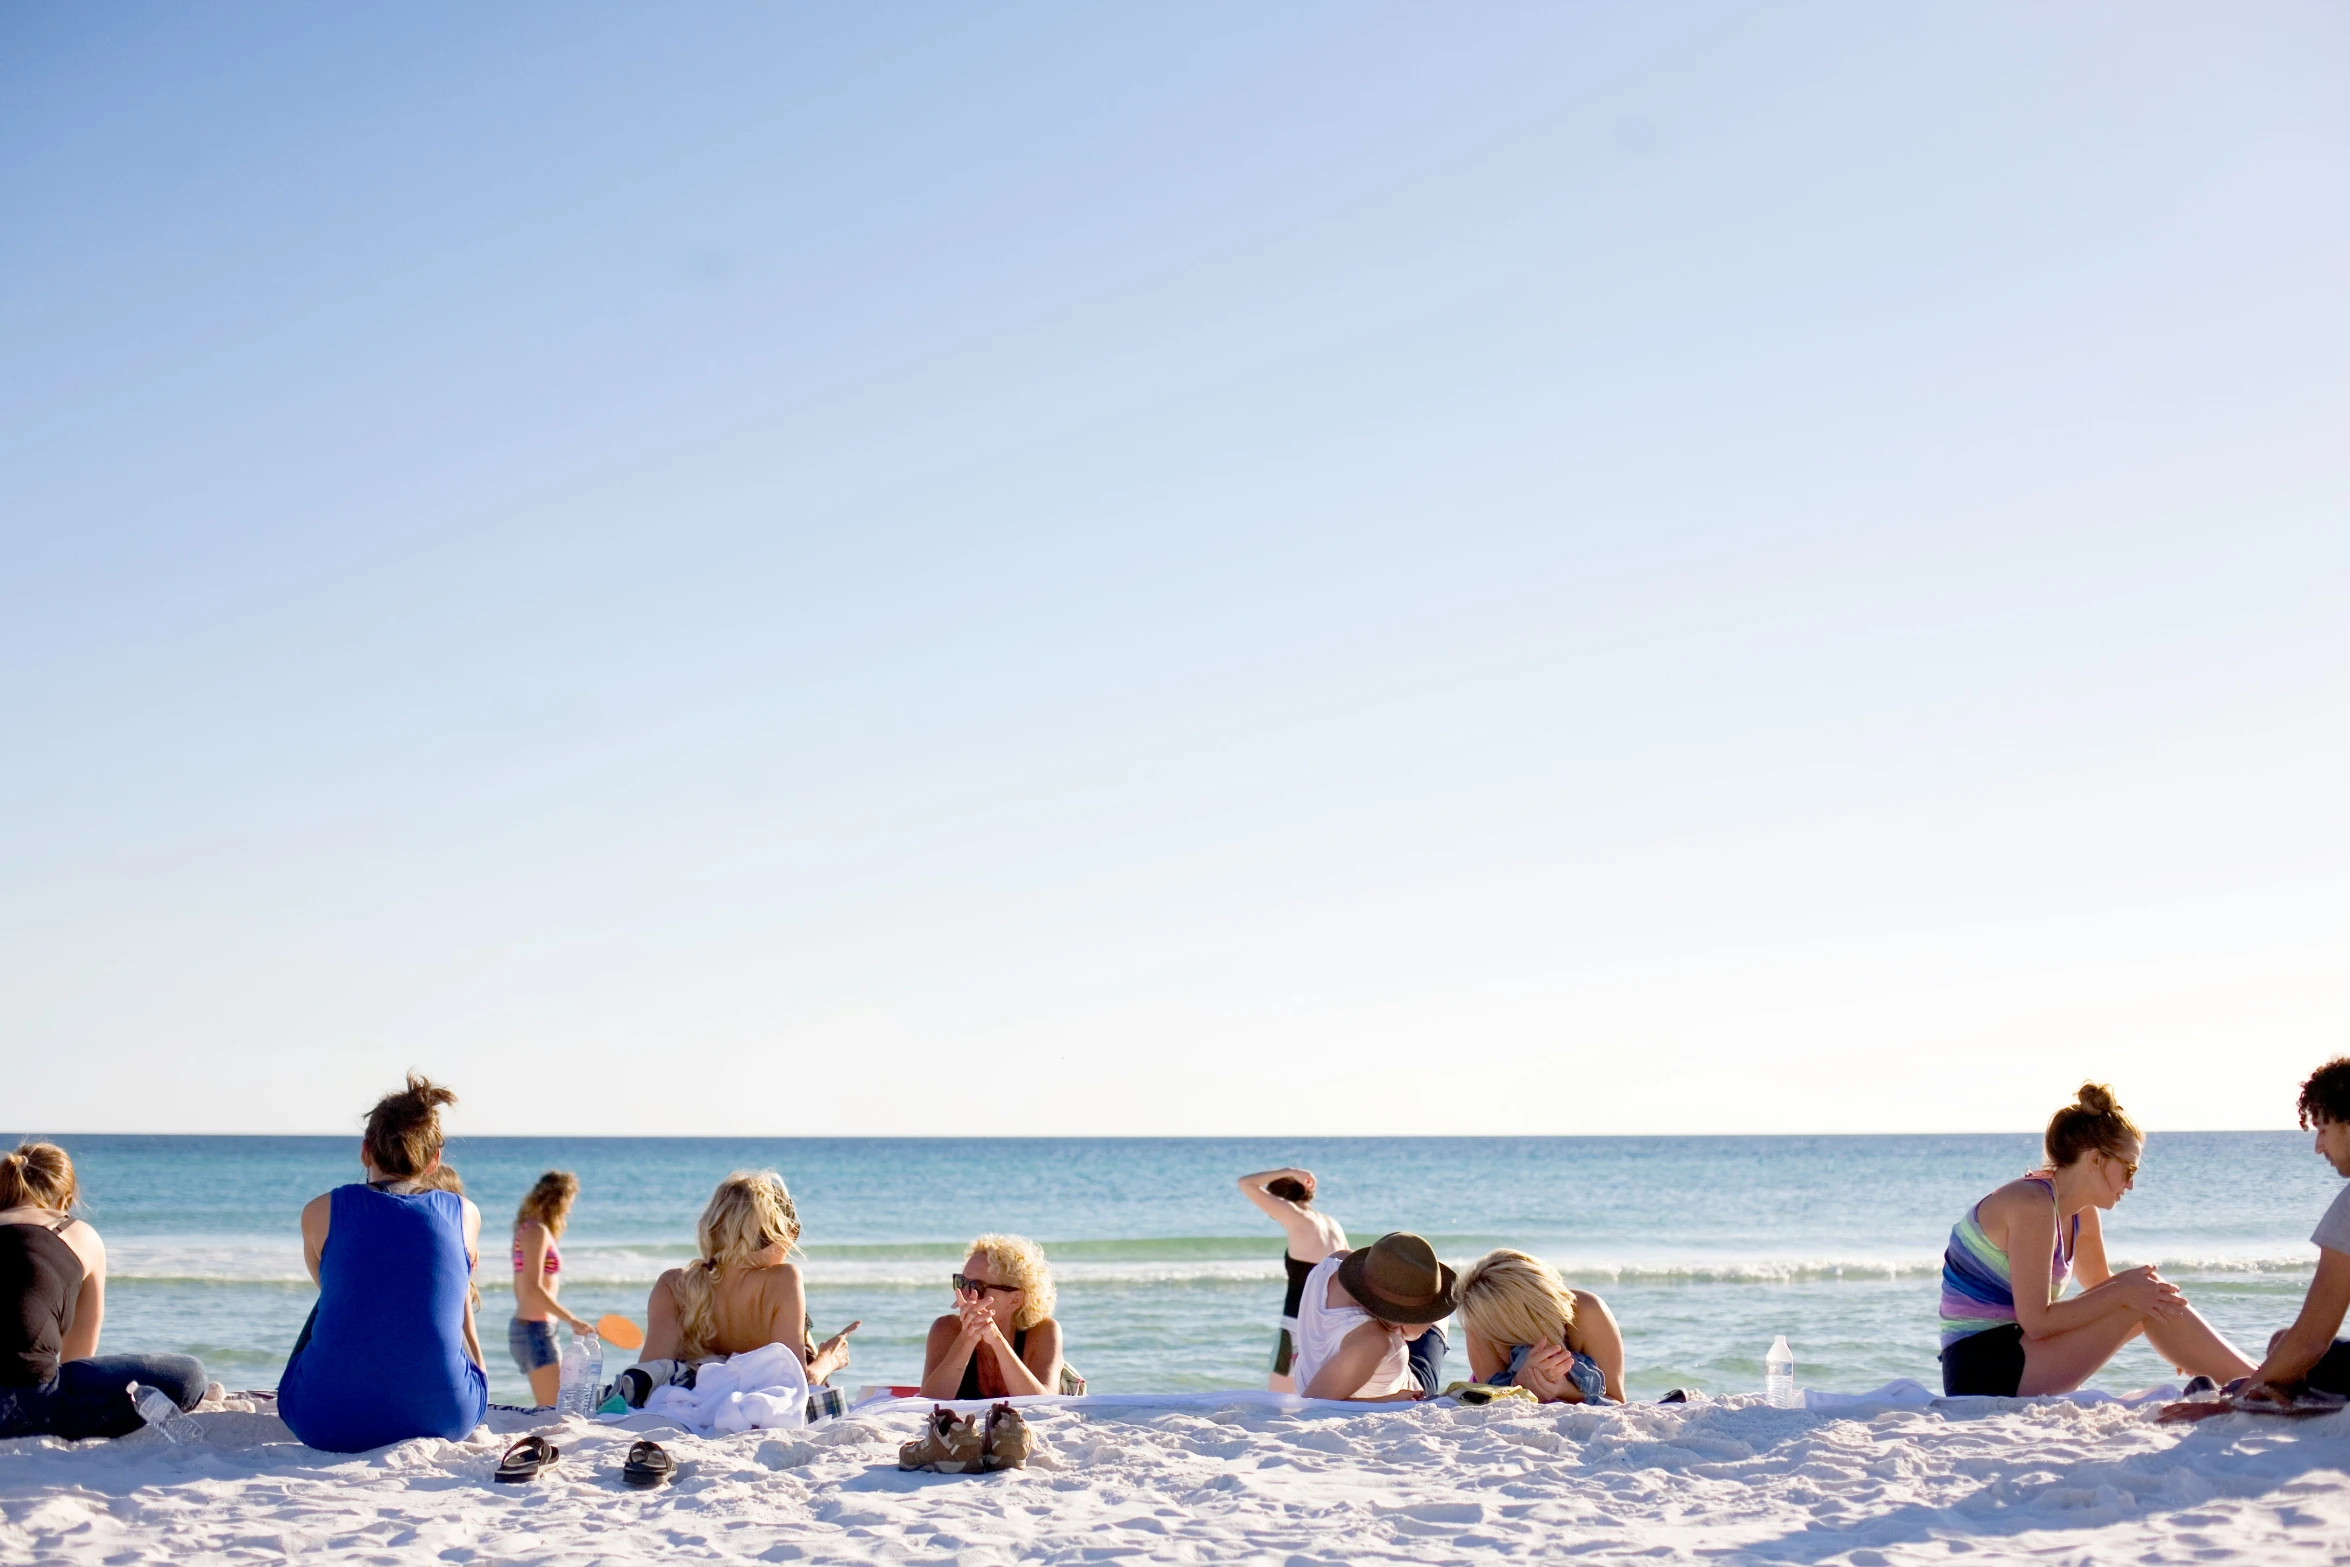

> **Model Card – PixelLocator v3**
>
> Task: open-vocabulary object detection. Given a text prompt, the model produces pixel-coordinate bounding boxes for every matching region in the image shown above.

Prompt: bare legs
[2019,1301,2256,1396]
[529,1363,561,1408]
[2142,1306,2258,1383]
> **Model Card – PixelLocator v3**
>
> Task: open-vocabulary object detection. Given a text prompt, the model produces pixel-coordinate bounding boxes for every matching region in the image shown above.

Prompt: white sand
[5,1389,2349,1564]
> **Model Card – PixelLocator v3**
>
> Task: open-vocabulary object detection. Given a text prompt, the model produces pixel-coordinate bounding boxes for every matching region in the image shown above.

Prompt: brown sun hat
[1335,1232,1459,1325]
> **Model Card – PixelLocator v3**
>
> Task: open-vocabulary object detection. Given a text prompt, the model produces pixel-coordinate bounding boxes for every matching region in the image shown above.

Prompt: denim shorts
[508,1316,561,1374]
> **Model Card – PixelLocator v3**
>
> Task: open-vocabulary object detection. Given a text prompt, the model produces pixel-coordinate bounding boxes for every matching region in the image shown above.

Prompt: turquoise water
[15,1133,2338,1404]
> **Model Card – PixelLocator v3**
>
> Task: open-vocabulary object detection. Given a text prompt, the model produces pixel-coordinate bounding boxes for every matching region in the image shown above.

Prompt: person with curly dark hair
[2241,1057,2350,1402]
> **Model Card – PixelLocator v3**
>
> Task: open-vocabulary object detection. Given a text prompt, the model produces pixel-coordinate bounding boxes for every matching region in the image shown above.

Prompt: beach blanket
[639,1343,810,1435]
[1803,1378,2196,1411]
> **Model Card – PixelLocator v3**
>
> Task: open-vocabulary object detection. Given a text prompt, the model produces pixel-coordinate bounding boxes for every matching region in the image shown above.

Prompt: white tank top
[1289,1254,1410,1399]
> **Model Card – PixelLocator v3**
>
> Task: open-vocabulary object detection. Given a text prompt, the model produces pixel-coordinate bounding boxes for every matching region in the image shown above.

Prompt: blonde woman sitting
[918,1234,1064,1400]
[1458,1249,1626,1404]
[642,1171,858,1381]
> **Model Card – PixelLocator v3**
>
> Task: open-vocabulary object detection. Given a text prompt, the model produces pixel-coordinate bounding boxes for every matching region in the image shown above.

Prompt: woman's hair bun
[2046,1081,2138,1168]
[362,1072,457,1180]
[0,1141,79,1212]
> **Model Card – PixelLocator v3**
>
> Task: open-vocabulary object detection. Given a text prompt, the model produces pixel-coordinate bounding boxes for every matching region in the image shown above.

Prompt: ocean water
[15,1133,2339,1406]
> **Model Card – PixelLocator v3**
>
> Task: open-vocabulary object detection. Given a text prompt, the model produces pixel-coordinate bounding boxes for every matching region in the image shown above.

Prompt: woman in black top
[918,1234,1064,1399]
[0,1141,207,1439]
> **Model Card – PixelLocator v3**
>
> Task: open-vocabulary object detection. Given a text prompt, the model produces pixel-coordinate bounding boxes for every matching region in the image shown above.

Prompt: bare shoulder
[61,1217,105,1274]
[1979,1178,2054,1218]
[1322,1254,1355,1307]
[1975,1179,2058,1246]
[1569,1287,1614,1320]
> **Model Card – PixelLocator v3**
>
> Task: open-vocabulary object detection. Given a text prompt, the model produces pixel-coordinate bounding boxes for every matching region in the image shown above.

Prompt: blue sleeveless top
[278,1185,488,1452]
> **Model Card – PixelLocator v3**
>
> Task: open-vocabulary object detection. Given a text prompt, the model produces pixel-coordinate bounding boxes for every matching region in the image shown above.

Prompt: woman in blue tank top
[279,1075,488,1453]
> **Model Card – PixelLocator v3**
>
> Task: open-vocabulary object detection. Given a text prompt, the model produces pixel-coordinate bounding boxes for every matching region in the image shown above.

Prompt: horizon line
[1,1127,2309,1141]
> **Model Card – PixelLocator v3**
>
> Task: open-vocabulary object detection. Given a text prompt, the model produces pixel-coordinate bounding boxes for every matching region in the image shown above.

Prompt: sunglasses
[952,1273,1021,1296]
[2107,1152,2140,1180]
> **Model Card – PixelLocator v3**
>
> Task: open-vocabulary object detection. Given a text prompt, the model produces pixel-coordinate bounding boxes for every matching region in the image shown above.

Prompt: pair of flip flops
[493,1435,676,1488]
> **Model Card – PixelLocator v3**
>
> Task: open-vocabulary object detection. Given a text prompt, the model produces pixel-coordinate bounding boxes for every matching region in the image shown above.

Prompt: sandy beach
[6,1388,2347,1565]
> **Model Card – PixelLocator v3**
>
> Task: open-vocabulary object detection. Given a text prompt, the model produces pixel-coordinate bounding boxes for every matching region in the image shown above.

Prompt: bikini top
[512,1236,561,1276]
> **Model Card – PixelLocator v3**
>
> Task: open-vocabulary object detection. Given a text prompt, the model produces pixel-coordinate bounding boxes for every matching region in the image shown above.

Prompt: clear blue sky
[4,5,2345,1135]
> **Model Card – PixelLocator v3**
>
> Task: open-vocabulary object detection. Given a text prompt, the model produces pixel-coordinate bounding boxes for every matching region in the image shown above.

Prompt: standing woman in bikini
[1938,1082,2256,1397]
[510,1171,594,1408]
[1239,1167,1347,1392]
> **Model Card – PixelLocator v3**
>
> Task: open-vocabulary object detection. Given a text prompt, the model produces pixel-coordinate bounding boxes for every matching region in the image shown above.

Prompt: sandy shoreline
[5,1388,2348,1565]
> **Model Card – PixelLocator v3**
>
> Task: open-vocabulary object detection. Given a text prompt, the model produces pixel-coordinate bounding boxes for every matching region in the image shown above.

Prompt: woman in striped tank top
[1937,1083,2255,1397]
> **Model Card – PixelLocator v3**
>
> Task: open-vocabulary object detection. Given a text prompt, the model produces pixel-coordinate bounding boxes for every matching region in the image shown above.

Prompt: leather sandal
[621,1438,676,1489]
[494,1434,560,1483]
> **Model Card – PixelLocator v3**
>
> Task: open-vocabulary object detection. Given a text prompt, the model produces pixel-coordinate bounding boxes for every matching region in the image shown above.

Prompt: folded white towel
[641,1343,810,1436]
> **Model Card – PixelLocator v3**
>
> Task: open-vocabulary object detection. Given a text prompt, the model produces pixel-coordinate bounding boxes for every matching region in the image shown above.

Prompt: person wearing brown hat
[1291,1231,1459,1401]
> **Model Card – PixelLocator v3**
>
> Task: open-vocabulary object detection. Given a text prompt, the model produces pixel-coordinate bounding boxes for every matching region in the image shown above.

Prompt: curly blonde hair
[1458,1249,1576,1350]
[967,1233,1056,1330]
[673,1170,801,1359]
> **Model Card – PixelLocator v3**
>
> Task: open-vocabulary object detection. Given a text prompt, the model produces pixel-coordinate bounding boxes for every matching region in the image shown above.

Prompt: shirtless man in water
[1239,1167,1348,1392]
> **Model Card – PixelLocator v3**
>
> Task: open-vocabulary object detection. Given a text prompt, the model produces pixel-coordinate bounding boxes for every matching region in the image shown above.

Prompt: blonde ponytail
[0,1141,79,1213]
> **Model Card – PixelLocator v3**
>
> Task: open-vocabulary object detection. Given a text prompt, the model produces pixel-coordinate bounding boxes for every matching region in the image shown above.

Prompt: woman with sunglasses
[918,1234,1063,1400]
[1937,1082,2254,1397]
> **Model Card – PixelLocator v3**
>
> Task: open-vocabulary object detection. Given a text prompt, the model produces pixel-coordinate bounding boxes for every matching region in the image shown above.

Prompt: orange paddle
[597,1314,645,1350]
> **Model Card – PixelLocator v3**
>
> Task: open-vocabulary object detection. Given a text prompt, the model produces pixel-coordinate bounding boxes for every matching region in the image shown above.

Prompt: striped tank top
[1939,1175,2077,1348]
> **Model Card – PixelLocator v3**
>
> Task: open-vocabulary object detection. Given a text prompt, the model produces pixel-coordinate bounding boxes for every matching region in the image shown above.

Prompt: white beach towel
[640,1343,810,1436]
[1802,1377,2188,1411]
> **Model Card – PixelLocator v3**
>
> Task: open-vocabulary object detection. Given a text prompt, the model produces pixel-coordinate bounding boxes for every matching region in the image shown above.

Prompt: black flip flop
[622,1439,676,1489]
[495,1434,560,1483]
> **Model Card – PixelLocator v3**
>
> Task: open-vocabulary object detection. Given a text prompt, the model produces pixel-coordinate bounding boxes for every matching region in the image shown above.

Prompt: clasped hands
[955,1291,1013,1350]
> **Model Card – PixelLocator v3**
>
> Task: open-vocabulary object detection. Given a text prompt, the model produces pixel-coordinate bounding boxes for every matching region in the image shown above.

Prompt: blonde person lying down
[1458,1249,1625,1403]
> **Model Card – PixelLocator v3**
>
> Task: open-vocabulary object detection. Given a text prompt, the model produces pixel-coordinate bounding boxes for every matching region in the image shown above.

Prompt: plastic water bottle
[131,1383,202,1443]
[558,1329,602,1414]
[1764,1336,1797,1408]
[578,1329,603,1413]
